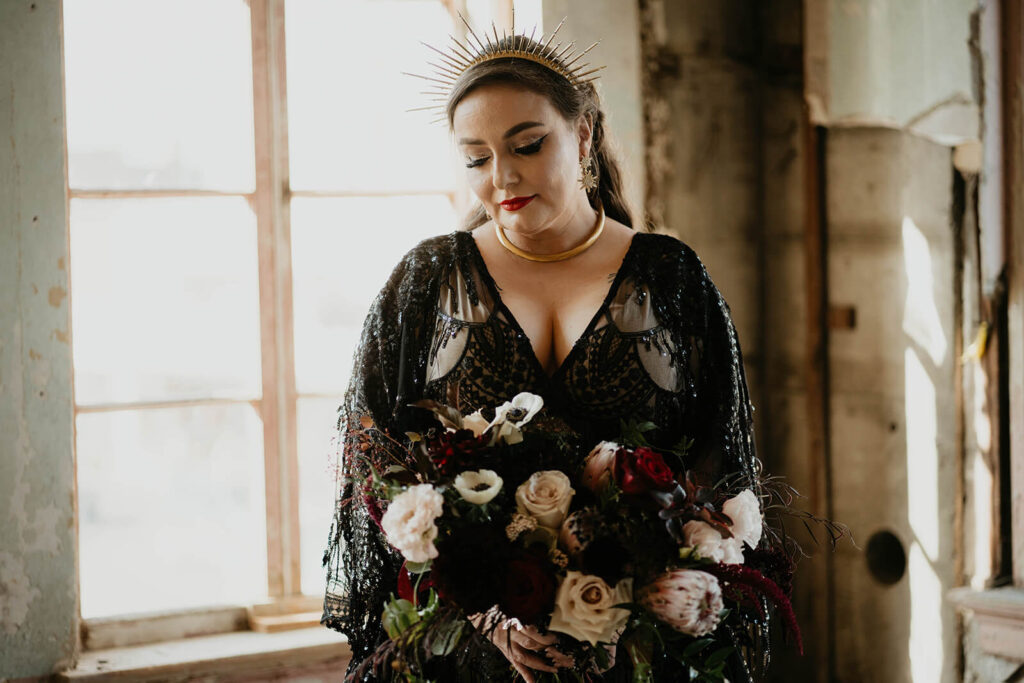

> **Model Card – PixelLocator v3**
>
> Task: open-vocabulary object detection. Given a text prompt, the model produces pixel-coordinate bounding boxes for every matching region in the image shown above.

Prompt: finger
[512,645,559,673]
[511,630,549,651]
[519,625,559,646]
[544,646,575,668]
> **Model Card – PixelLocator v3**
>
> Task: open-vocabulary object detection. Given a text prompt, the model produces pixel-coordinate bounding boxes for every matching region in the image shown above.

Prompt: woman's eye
[515,134,547,155]
[464,134,547,169]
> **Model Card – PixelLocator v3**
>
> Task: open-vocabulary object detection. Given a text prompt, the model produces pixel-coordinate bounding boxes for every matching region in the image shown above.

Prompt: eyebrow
[457,121,545,146]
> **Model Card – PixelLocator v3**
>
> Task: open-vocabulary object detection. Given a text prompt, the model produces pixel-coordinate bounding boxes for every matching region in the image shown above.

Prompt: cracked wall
[0,0,79,676]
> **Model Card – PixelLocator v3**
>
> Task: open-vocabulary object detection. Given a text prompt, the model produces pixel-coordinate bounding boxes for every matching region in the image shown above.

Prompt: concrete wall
[0,0,80,677]
[828,127,960,683]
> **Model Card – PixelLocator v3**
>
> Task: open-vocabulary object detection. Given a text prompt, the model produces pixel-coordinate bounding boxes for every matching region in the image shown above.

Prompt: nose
[491,153,520,192]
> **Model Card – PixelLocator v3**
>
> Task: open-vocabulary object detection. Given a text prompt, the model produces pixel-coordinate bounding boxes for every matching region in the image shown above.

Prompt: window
[64,0,482,627]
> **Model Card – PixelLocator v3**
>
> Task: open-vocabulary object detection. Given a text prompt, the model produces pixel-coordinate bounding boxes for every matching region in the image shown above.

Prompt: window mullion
[250,0,300,600]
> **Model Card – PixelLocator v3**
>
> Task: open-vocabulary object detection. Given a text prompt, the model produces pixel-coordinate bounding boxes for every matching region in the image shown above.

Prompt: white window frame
[72,0,487,651]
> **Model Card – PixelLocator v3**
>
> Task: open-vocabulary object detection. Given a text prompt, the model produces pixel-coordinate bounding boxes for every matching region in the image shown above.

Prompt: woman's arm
[321,238,447,680]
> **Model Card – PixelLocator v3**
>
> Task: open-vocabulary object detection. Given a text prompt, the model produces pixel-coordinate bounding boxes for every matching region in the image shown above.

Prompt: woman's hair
[445,35,639,231]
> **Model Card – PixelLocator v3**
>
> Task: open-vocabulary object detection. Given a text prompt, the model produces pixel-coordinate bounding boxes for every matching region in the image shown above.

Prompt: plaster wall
[0,0,79,677]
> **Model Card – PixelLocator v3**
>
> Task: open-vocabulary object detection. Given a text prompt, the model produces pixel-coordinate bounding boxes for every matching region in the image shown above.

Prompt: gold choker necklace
[495,203,606,263]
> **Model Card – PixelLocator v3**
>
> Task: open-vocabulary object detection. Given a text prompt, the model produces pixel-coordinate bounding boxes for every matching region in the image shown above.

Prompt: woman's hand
[469,610,573,683]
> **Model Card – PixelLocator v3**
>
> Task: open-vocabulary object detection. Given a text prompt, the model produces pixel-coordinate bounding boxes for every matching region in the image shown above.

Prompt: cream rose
[380,484,444,563]
[639,569,723,636]
[581,441,619,492]
[453,469,503,505]
[722,489,763,550]
[547,571,633,646]
[682,520,744,564]
[515,470,575,529]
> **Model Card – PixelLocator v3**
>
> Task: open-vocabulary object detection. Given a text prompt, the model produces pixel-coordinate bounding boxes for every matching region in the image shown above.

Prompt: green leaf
[381,598,420,639]
[704,645,734,668]
[405,559,433,574]
[683,637,714,657]
[429,618,465,656]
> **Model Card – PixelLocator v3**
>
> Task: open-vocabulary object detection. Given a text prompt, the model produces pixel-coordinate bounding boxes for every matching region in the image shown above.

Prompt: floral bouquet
[348,392,822,682]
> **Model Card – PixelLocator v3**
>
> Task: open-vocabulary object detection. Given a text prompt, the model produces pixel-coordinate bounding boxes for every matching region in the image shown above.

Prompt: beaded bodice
[422,231,700,452]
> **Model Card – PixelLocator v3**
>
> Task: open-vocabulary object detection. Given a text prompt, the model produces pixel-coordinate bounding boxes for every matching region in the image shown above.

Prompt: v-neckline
[463,229,642,382]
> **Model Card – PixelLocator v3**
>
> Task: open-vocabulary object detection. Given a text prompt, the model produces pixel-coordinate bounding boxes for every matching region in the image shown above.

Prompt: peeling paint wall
[0,0,79,676]
[808,0,980,141]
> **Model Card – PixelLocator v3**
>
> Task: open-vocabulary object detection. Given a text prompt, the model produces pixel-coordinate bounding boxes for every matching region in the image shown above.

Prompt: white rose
[460,410,491,437]
[639,569,723,636]
[548,571,633,646]
[453,469,503,505]
[581,441,619,492]
[682,520,744,565]
[380,484,445,563]
[515,470,575,529]
[722,489,763,550]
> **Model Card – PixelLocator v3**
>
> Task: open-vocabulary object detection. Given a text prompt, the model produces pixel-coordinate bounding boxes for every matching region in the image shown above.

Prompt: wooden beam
[249,0,300,599]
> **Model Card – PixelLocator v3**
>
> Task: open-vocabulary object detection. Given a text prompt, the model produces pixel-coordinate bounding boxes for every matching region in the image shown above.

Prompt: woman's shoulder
[629,231,712,288]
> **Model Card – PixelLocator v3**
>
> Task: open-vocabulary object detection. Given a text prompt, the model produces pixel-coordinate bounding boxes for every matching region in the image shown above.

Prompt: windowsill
[948,586,1024,662]
[57,626,351,682]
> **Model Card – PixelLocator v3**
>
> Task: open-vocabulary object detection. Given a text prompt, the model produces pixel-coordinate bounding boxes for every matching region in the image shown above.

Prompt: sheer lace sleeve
[320,235,452,680]
[687,258,761,490]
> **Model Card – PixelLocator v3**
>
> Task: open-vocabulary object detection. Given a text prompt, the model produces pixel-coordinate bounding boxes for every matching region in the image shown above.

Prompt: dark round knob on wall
[866,529,907,585]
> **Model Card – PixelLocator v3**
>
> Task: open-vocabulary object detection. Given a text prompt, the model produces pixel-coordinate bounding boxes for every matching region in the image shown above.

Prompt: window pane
[70,198,261,405]
[63,0,255,191]
[285,0,457,192]
[77,404,267,618]
[298,396,344,596]
[290,195,456,395]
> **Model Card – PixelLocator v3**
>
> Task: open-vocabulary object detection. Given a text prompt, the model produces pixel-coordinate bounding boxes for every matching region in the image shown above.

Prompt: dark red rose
[614,446,676,494]
[499,553,556,623]
[426,429,487,475]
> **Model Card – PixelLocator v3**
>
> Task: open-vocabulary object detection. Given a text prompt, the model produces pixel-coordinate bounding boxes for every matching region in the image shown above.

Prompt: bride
[322,18,764,682]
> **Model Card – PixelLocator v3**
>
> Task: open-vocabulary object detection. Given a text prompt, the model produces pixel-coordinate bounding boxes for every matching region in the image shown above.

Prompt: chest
[492,265,617,375]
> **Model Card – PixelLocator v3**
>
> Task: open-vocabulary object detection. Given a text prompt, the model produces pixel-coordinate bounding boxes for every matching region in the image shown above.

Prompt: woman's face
[451,83,591,237]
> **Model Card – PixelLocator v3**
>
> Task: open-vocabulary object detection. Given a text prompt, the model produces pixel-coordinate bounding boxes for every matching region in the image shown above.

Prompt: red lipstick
[500,195,536,211]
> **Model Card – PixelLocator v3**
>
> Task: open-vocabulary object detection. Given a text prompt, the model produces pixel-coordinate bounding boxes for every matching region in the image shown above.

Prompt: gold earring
[579,155,597,192]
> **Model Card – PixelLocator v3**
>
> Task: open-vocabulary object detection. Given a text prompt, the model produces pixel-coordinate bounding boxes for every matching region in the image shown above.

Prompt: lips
[500,195,536,211]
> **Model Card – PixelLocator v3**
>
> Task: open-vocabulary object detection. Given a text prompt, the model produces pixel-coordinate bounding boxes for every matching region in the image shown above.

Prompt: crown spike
[447,34,476,63]
[539,16,566,55]
[554,41,575,61]
[575,65,606,78]
[422,41,469,69]
[562,41,600,69]
[458,12,490,55]
[492,23,501,50]
[401,71,455,85]
[426,62,462,80]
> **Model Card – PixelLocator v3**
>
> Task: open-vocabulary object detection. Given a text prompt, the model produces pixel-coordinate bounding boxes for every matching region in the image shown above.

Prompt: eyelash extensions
[465,133,548,169]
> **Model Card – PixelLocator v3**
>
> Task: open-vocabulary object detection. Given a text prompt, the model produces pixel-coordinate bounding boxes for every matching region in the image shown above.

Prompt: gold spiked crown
[402,10,605,124]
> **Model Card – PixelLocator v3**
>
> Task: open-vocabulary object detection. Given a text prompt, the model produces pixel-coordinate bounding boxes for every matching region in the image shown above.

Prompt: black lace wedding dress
[321,228,766,681]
